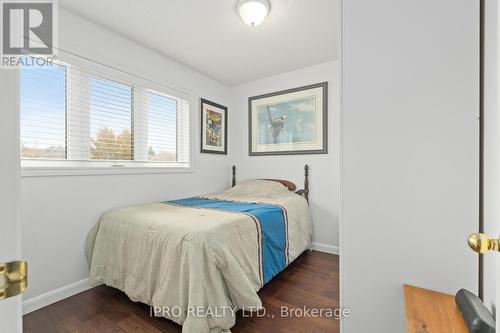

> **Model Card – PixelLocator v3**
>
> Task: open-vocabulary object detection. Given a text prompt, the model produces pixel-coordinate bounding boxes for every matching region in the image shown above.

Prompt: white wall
[341,0,479,332]
[229,61,340,251]
[21,9,233,303]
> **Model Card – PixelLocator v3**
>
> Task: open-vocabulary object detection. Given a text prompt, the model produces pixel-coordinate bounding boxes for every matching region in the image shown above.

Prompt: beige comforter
[85,180,312,333]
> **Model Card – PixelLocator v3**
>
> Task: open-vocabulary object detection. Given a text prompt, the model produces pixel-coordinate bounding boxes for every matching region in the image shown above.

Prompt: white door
[341,0,479,331]
[0,69,23,332]
[480,0,499,329]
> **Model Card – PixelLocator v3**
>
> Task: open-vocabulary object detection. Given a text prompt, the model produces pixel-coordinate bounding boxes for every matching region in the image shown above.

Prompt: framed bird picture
[200,98,228,154]
[248,82,328,156]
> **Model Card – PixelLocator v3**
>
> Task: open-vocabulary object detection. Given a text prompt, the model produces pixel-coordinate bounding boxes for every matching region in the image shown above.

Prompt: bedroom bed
[85,165,312,333]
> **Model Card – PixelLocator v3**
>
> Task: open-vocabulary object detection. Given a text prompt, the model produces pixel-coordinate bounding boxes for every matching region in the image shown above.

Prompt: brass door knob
[468,233,500,254]
[0,260,27,301]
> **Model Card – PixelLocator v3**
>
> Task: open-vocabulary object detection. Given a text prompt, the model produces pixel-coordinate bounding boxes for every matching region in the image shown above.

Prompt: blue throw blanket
[167,197,289,285]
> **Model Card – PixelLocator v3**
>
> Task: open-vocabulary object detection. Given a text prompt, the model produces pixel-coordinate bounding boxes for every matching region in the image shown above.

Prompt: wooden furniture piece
[231,164,310,202]
[404,285,468,333]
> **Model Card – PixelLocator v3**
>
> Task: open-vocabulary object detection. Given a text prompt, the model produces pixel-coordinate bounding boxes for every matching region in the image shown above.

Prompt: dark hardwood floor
[23,251,339,333]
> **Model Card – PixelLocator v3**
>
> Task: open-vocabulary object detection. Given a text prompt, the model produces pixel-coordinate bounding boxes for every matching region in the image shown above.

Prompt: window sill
[21,166,194,177]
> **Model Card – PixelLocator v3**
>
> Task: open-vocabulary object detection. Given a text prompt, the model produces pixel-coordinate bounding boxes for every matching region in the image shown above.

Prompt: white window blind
[20,63,67,160]
[20,57,191,175]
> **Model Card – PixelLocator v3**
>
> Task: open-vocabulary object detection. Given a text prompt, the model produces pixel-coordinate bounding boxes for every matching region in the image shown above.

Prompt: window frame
[20,52,194,177]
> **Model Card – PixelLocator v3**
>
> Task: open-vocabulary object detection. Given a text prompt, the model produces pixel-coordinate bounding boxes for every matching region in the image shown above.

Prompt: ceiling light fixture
[237,0,270,27]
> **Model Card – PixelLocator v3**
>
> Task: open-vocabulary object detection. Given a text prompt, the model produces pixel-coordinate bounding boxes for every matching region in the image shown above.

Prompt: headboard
[231,165,310,203]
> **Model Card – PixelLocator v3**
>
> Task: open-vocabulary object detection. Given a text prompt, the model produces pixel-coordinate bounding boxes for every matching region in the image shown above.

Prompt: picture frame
[248,82,328,156]
[200,98,228,155]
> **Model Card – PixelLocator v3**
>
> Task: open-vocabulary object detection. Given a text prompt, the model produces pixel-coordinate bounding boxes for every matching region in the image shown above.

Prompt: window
[147,91,177,162]
[88,76,133,161]
[20,63,67,160]
[20,59,191,175]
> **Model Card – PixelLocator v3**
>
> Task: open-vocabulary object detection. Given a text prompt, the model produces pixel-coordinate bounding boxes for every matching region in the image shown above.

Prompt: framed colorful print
[248,82,328,156]
[200,98,228,154]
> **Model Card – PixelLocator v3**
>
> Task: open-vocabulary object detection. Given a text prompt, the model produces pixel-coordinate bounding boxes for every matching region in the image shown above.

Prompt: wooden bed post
[304,165,309,203]
[232,165,236,187]
[295,165,310,203]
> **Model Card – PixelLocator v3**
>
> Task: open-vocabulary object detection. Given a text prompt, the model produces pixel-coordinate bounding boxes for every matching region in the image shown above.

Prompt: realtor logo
[1,0,57,68]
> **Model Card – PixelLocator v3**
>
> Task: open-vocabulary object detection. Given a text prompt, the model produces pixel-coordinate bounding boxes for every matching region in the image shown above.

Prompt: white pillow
[223,179,290,196]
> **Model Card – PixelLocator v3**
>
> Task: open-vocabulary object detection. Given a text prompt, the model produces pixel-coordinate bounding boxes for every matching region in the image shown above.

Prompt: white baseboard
[23,278,92,315]
[311,242,339,255]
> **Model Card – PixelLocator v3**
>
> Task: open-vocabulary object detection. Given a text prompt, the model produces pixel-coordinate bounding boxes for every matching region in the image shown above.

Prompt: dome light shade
[237,0,270,27]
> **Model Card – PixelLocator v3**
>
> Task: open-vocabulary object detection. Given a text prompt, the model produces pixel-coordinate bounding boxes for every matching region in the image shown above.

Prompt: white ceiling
[59,0,339,86]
